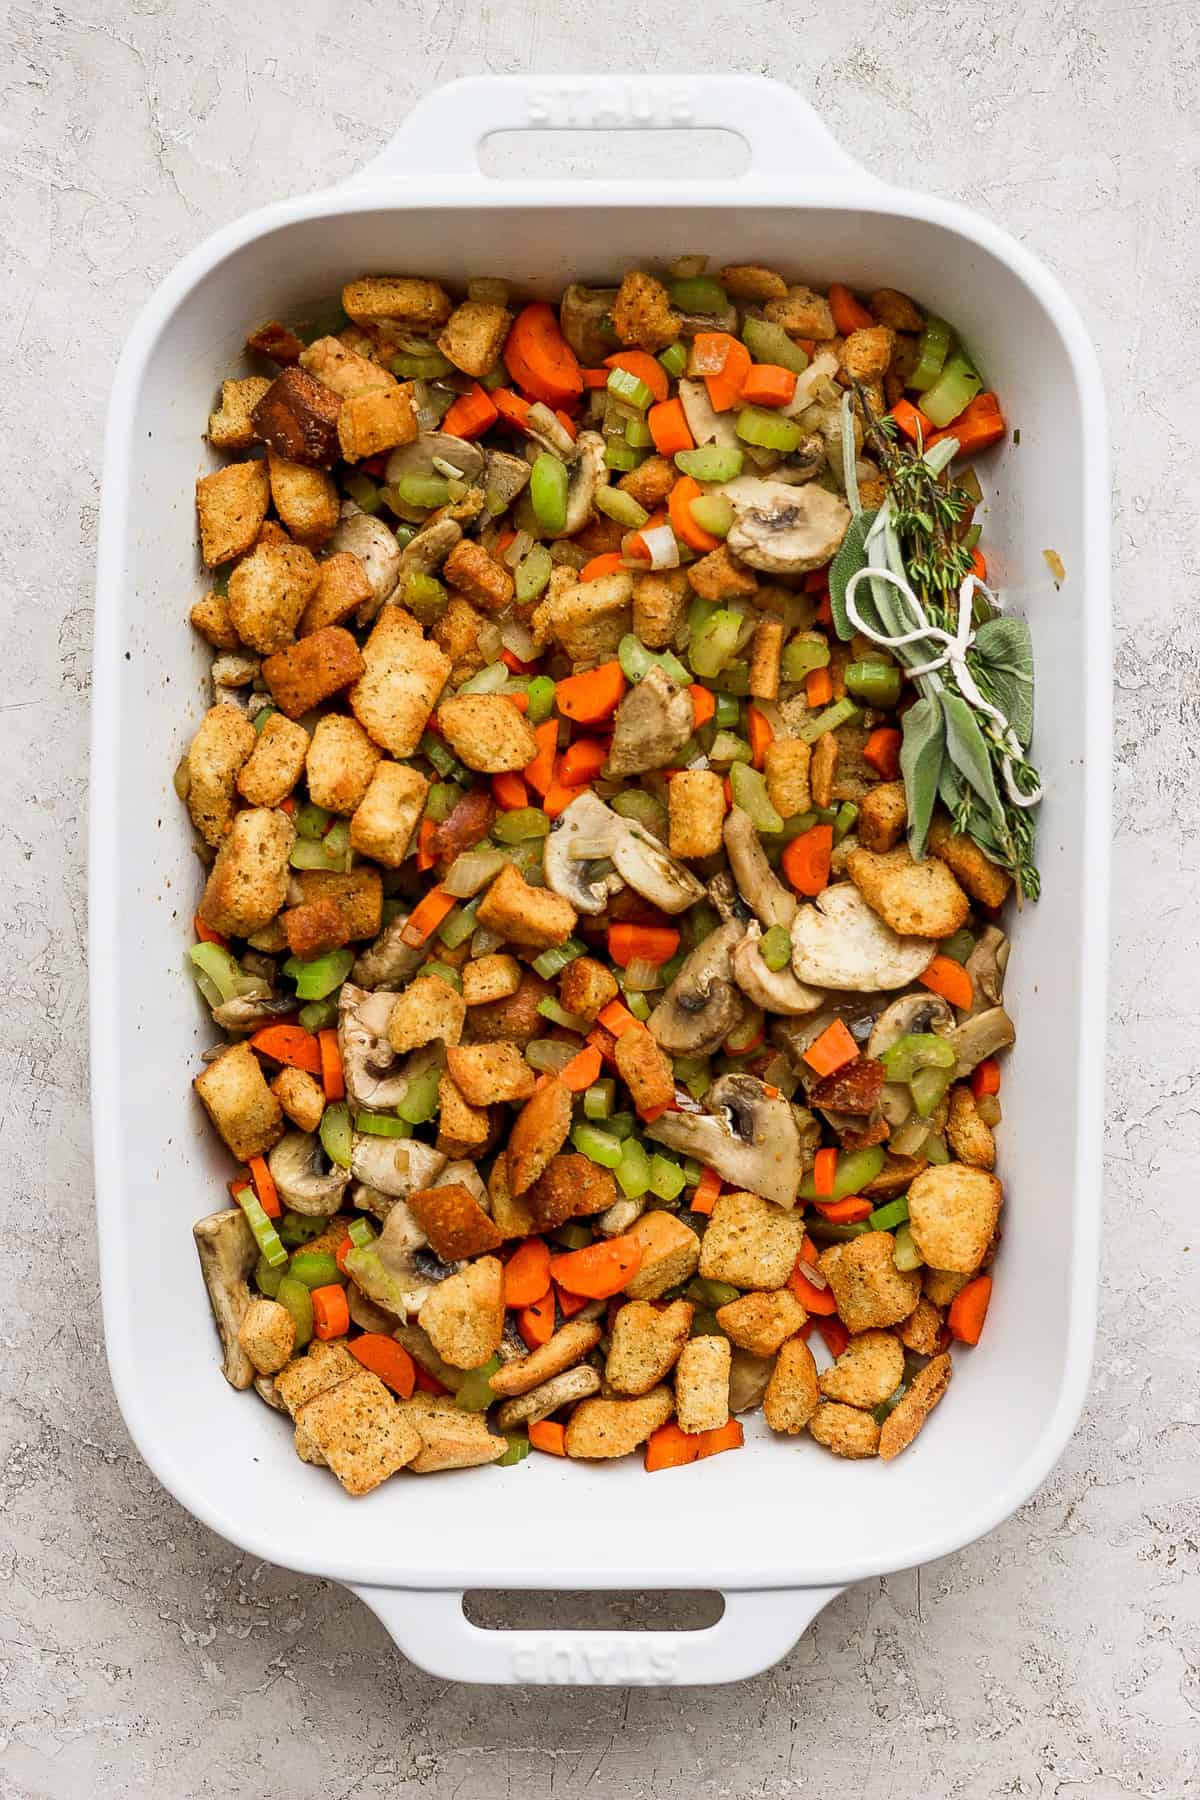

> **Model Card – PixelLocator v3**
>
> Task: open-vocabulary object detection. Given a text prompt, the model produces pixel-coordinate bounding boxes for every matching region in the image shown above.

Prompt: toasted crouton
[208,377,271,450]
[537,570,633,664]
[688,544,759,604]
[879,1352,952,1461]
[437,693,537,773]
[190,589,241,651]
[294,1369,421,1494]
[809,1400,880,1458]
[462,954,522,1007]
[846,844,970,939]
[349,760,428,867]
[487,1151,537,1239]
[193,1040,285,1161]
[432,596,491,685]
[819,1329,904,1409]
[839,325,895,384]
[945,1084,996,1170]
[408,1182,503,1261]
[466,969,552,1046]
[605,1299,692,1396]
[907,1163,1002,1274]
[613,1024,675,1116]
[857,779,907,853]
[565,1387,675,1459]
[489,1318,603,1398]
[304,714,381,816]
[226,541,320,655]
[526,1153,616,1231]
[436,1072,490,1151]
[337,384,418,462]
[669,769,726,859]
[437,300,511,378]
[631,566,689,646]
[196,459,271,566]
[764,737,812,820]
[507,1078,573,1195]
[817,1232,922,1332]
[749,615,784,700]
[349,606,450,755]
[236,1298,295,1375]
[266,449,339,546]
[342,277,453,330]
[444,1042,536,1106]
[262,625,365,720]
[715,1288,806,1358]
[619,455,677,513]
[275,1341,361,1415]
[699,1191,806,1292]
[387,974,466,1055]
[764,286,837,341]
[763,1335,820,1435]
[923,1267,971,1308]
[270,1064,326,1134]
[245,319,304,364]
[610,271,681,353]
[896,1296,944,1357]
[298,334,396,399]
[556,956,616,1022]
[288,868,383,947]
[250,367,343,465]
[870,288,924,333]
[442,539,515,614]
[476,863,577,950]
[197,806,294,938]
[299,551,374,637]
[235,712,308,807]
[622,1210,701,1299]
[674,1335,731,1434]
[417,1255,505,1369]
[401,1390,506,1472]
[183,703,257,846]
[927,815,1013,908]
[719,263,788,301]
[810,732,837,810]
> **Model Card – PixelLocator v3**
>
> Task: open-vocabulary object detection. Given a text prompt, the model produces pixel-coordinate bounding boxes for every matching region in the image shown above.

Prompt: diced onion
[499,617,538,661]
[688,337,729,376]
[639,524,681,570]
[525,1039,578,1073]
[458,661,509,695]
[567,838,616,861]
[784,352,839,417]
[411,380,440,431]
[432,455,465,480]
[502,529,533,570]
[622,958,665,993]
[470,925,506,957]
[797,1259,827,1291]
[443,846,508,897]
[477,619,504,662]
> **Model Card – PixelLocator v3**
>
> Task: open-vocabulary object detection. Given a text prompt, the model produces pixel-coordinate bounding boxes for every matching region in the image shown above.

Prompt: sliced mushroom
[648,919,745,1055]
[193,1208,257,1390]
[767,434,826,486]
[729,1346,775,1414]
[677,377,739,450]
[607,666,696,776]
[209,992,295,1034]
[963,925,1010,1017]
[542,791,624,914]
[723,478,850,575]
[397,516,462,583]
[349,1134,448,1200]
[350,918,426,991]
[866,993,956,1128]
[496,1365,601,1431]
[647,1073,803,1209]
[267,1131,352,1216]
[438,1159,491,1211]
[559,283,619,365]
[392,1319,465,1392]
[329,506,402,623]
[525,403,579,462]
[611,820,706,915]
[484,448,532,514]
[724,807,797,930]
[947,1006,1016,1079]
[338,982,408,1108]
[347,1284,399,1334]
[708,868,753,925]
[676,300,739,338]
[343,1197,457,1321]
[546,430,607,540]
[790,884,932,992]
[731,922,824,1015]
[253,1373,287,1412]
[385,431,486,490]
[594,1195,647,1237]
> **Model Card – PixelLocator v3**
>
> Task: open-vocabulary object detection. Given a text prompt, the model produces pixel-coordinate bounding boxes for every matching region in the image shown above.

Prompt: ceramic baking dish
[91,73,1109,1686]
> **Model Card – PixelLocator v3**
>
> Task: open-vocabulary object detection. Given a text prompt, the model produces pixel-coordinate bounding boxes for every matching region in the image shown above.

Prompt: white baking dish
[91,74,1109,1686]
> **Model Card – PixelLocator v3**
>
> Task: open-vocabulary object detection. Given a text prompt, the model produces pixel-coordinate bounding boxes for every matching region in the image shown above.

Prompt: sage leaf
[941,690,1005,831]
[971,616,1035,748]
[829,510,877,642]
[899,695,944,860]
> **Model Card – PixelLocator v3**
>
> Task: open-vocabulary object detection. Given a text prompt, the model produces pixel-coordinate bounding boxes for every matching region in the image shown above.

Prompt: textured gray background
[2,2,1197,1795]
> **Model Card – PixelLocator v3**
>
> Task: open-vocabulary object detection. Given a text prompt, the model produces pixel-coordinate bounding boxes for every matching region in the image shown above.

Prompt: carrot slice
[318,1029,344,1101]
[518,1293,556,1349]
[555,662,627,724]
[579,552,625,583]
[249,1024,321,1074]
[689,684,715,729]
[523,719,559,797]
[581,367,610,389]
[696,1418,745,1459]
[811,1147,839,1195]
[441,382,499,440]
[928,392,1006,456]
[554,1283,589,1319]
[668,474,721,553]
[596,998,638,1038]
[970,548,988,583]
[816,1316,850,1358]
[739,363,796,407]
[813,1195,873,1223]
[492,771,529,811]
[747,704,774,769]
[492,387,532,433]
[644,1421,701,1471]
[782,823,833,898]
[549,1233,644,1299]
[558,738,608,786]
[416,816,438,872]
[693,333,750,412]
[890,397,933,443]
[504,303,583,407]
[864,727,902,780]
[559,1044,603,1093]
[948,1274,993,1345]
[529,1419,567,1456]
[607,923,680,968]
[400,886,456,947]
[803,1019,859,1078]
[971,1058,1001,1099]
[690,1166,722,1216]
[828,283,875,334]
[248,1154,280,1219]
[310,1284,349,1341]
[920,954,974,1012]
[503,1237,552,1309]
[542,781,588,818]
[603,349,669,404]
[194,912,227,946]
[788,1252,838,1315]
[647,396,693,455]
[805,666,834,708]
[349,1333,416,1398]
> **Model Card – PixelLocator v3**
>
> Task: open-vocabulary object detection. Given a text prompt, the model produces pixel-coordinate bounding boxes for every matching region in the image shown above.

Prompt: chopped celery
[625,991,651,1022]
[759,925,792,971]
[871,1384,908,1426]
[832,801,859,845]
[188,942,256,1006]
[688,494,734,539]
[606,1112,636,1140]
[907,316,954,393]
[713,658,750,695]
[911,1064,953,1118]
[924,1132,951,1166]
[295,801,333,840]
[436,897,480,948]
[892,1222,923,1272]
[458,661,510,696]
[625,417,654,449]
[538,995,590,1033]
[252,705,278,733]
[611,790,669,839]
[319,1101,353,1169]
[396,1066,442,1125]
[799,1145,886,1201]
[669,275,728,314]
[284,949,354,1000]
[649,1154,686,1202]
[618,633,691,688]
[255,1254,285,1298]
[424,781,462,824]
[938,928,976,965]
[551,1221,593,1250]
[532,937,586,980]
[806,1219,872,1242]
[403,571,448,624]
[395,473,450,510]
[529,452,569,533]
[797,698,862,744]
[741,317,810,375]
[287,1250,343,1290]
[390,351,453,378]
[880,1033,956,1085]
[347,1215,376,1249]
[571,1121,624,1169]
[675,445,744,483]
[687,1277,741,1308]
[515,543,553,606]
[526,675,556,723]
[712,691,742,730]
[420,731,467,781]
[422,960,461,991]
[455,1354,502,1411]
[708,729,751,769]
[480,359,508,391]
[583,1079,617,1120]
[868,1197,910,1232]
[681,1158,705,1186]
[343,472,381,513]
[493,807,550,844]
[689,608,742,679]
[290,836,351,873]
[729,762,784,833]
[920,350,983,429]
[689,1307,724,1338]
[615,1136,652,1198]
[498,1432,531,1467]
[354,1112,413,1138]
[780,637,831,684]
[659,342,688,378]
[607,365,655,411]
[596,487,650,529]
[604,439,642,473]
[672,1055,711,1101]
[275,1275,314,1348]
[845,660,901,707]
[299,998,338,1032]
[736,407,805,453]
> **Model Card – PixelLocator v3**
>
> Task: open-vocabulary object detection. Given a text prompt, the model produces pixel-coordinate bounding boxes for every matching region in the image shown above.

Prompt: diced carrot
[349,1333,416,1398]
[747,704,774,769]
[278,795,296,815]
[441,382,499,440]
[492,771,529,811]
[194,912,227,946]
[597,998,638,1038]
[554,1044,600,1094]
[948,1274,993,1345]
[555,662,627,724]
[690,1165,722,1216]
[920,954,974,1012]
[890,397,933,443]
[523,719,559,797]
[696,1418,745,1460]
[803,1020,859,1079]
[828,283,875,334]
[647,396,694,455]
[508,691,530,713]
[812,1146,839,1195]
[813,1195,873,1223]
[928,392,1006,456]
[689,684,715,729]
[416,816,437,872]
[970,548,988,583]
[603,349,669,404]
[669,474,721,554]
[248,1154,280,1219]
[400,886,456,947]
[558,738,608,786]
[412,1362,449,1395]
[518,1293,556,1349]
[491,387,532,432]
[739,363,796,407]
[249,1025,322,1074]
[814,593,834,629]
[554,409,578,441]
[528,1419,567,1456]
[318,1029,344,1102]
[311,1284,349,1341]
[971,1058,1001,1099]
[554,1283,589,1318]
[542,781,588,819]
[694,333,751,412]
[803,567,831,593]
[505,303,583,407]
[788,1255,838,1315]
[816,1316,850,1358]
[607,923,680,968]
[581,367,610,389]
[782,823,833,898]
[805,666,834,708]
[644,1421,701,1471]
[864,726,902,780]
[503,1237,552,1309]
[502,647,538,675]
[579,552,625,583]
[549,1233,644,1299]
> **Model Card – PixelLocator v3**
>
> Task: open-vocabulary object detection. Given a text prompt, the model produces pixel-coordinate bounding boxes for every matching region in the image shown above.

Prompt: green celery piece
[583,1079,616,1120]
[907,317,953,393]
[741,316,810,375]
[396,1065,442,1126]
[455,1355,501,1412]
[532,936,586,980]
[668,275,728,314]
[658,343,688,378]
[354,1112,413,1138]
[867,1197,910,1232]
[493,807,550,844]
[780,637,831,684]
[255,1254,285,1298]
[920,350,983,429]
[284,948,354,1001]
[648,1154,686,1202]
[880,1032,956,1085]
[515,544,553,606]
[797,698,862,744]
[687,1277,740,1308]
[675,445,744,483]
[275,1275,314,1348]
[529,452,569,533]
[892,1223,923,1272]
[688,608,741,679]
[287,1250,343,1290]
[845,660,901,707]
[571,1122,624,1169]
[319,1101,353,1169]
[526,675,556,723]
[346,1215,376,1249]
[607,365,655,410]
[615,1136,652,1199]
[278,1211,328,1249]
[759,925,792,971]
[799,1145,886,1201]
[736,407,804,453]
[498,1432,531,1467]
[911,1064,953,1118]
[729,762,784,833]
[235,1186,287,1266]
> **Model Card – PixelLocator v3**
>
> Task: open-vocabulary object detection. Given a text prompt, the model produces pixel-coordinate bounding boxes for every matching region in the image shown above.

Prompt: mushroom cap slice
[648,918,745,1055]
[343,1197,456,1322]
[647,1074,803,1209]
[724,478,851,575]
[384,431,486,489]
[607,665,696,776]
[267,1131,352,1216]
[542,791,624,914]
[724,808,797,930]
[559,284,620,365]
[866,991,956,1126]
[338,982,410,1109]
[350,918,426,991]
[677,378,739,450]
[329,507,402,620]
[349,1134,448,1200]
[193,1208,257,1390]
[210,992,296,1034]
[790,884,932,992]
[731,923,825,1016]
[546,431,608,541]
[396,516,462,582]
[947,1006,1016,1079]
[610,819,705,915]
[484,448,532,514]
[963,925,1010,1017]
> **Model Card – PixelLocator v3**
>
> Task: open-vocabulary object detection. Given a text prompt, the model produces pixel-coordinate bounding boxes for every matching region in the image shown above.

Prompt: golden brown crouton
[432,596,490,685]
[445,1041,536,1106]
[749,615,784,701]
[183,703,257,846]
[927,815,1013,909]
[507,1077,573,1195]
[274,1340,360,1415]
[818,1232,922,1332]
[716,1288,806,1358]
[208,377,272,450]
[462,953,522,1007]
[436,1072,491,1152]
[764,286,837,341]
[441,538,515,614]
[349,606,450,755]
[250,367,344,465]
[846,844,970,940]
[437,694,537,773]
[611,270,681,353]
[337,384,418,462]
[819,1329,904,1409]
[387,974,466,1055]
[896,1296,944,1357]
[613,1023,675,1115]
[476,863,577,950]
[299,551,374,637]
[565,1386,675,1459]
[264,449,339,547]
[763,1335,820,1435]
[417,1255,505,1369]
[235,713,308,807]
[237,1298,295,1375]
[699,1191,806,1291]
[437,300,511,377]
[878,1351,952,1460]
[190,589,241,651]
[488,1318,603,1398]
[349,760,428,866]
[342,276,453,331]
[688,544,759,605]
[622,1209,701,1299]
[870,288,924,333]
[857,779,907,853]
[280,896,346,959]
[270,1064,326,1134]
[719,263,788,301]
[946,1084,996,1170]
[487,1151,537,1239]
[674,1334,731,1434]
[290,868,383,944]
[197,806,294,938]
[226,541,320,655]
[295,1369,421,1494]
[669,769,726,859]
[809,1400,880,1457]
[631,567,689,646]
[245,319,304,364]
[907,1163,1002,1274]
[526,1153,616,1231]
[839,325,895,384]
[196,459,271,566]
[304,714,381,815]
[193,1040,285,1161]
[810,732,838,810]
[537,569,634,665]
[262,625,365,720]
[408,1181,503,1261]
[620,457,680,514]
[298,334,397,400]
[923,1267,971,1308]
[466,969,552,1046]
[558,955,619,1022]
[401,1390,506,1473]
[764,737,812,820]
[605,1299,692,1396]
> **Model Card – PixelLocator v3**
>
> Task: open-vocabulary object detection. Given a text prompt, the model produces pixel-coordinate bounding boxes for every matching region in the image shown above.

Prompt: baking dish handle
[350,74,867,183]
[349,1583,844,1685]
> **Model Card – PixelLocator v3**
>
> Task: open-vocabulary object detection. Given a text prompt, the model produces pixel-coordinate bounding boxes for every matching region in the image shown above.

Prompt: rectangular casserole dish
[91,73,1109,1686]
